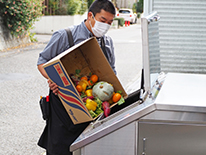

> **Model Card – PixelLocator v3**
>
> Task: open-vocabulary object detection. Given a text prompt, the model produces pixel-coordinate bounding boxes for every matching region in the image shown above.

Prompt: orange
[76,85,83,92]
[90,74,98,83]
[81,76,88,81]
[112,93,121,103]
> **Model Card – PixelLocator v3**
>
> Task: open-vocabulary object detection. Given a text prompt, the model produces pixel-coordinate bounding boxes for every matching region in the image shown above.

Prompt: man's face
[89,9,115,27]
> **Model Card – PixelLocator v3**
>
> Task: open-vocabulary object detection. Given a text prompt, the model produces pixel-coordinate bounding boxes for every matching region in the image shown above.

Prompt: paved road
[107,24,142,92]
[0,23,142,155]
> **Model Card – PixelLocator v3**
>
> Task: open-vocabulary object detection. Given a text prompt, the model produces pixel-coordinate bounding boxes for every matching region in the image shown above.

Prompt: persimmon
[90,74,98,83]
[112,93,121,103]
[88,80,94,86]
[81,76,88,81]
[76,85,83,92]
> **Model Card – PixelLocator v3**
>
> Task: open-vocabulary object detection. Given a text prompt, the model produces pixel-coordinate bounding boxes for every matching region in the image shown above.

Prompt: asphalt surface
[0,23,142,154]
[0,42,49,154]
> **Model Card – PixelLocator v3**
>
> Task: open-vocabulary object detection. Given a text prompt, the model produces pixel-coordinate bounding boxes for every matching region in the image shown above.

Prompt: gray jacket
[37,21,116,74]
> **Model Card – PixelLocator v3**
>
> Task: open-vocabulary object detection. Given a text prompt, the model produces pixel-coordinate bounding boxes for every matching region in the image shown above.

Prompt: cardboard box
[43,37,127,124]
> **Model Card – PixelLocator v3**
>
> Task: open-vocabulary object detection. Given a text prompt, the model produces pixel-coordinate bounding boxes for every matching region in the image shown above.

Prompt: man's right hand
[48,79,59,95]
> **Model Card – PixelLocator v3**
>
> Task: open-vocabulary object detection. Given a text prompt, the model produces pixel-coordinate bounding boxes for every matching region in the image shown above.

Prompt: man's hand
[48,79,59,95]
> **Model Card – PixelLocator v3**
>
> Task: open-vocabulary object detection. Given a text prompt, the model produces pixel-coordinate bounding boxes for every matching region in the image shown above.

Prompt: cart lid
[141,11,161,94]
[141,11,206,96]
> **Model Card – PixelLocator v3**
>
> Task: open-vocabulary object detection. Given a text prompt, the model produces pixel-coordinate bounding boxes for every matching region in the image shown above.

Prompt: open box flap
[43,37,94,68]
[79,38,128,98]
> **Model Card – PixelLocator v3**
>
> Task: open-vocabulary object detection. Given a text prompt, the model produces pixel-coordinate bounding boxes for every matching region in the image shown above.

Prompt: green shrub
[42,0,88,16]
[0,0,44,37]
[67,0,81,15]
[55,5,68,15]
[87,0,94,9]
[48,0,59,15]
[136,0,143,13]
[132,0,143,14]
[78,0,88,15]
[132,3,137,13]
[114,17,125,27]
[137,12,141,18]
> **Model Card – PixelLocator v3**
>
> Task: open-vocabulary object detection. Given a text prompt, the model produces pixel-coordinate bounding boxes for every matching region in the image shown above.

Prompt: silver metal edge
[155,103,206,113]
[70,103,156,151]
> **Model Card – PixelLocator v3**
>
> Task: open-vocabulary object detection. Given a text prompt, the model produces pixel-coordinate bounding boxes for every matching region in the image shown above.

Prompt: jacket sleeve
[105,36,116,75]
[37,29,69,65]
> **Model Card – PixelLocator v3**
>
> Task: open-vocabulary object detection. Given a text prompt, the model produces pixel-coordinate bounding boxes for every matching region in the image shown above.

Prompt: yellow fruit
[85,99,97,111]
[78,79,89,92]
[85,89,93,97]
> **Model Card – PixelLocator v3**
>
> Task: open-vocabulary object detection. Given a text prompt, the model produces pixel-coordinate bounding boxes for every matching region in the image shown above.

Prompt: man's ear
[87,12,93,21]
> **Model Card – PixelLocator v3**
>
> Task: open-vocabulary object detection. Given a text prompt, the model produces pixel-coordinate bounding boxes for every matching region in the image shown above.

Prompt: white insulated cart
[70,12,206,155]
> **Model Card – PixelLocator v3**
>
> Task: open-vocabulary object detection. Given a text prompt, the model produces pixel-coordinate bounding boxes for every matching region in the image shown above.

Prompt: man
[37,0,116,155]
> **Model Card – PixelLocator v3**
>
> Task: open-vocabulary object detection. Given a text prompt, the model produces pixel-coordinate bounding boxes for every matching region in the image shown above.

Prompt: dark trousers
[38,91,90,155]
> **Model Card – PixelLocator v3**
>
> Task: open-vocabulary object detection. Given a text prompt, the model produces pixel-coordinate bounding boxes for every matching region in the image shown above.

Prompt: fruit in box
[70,70,124,118]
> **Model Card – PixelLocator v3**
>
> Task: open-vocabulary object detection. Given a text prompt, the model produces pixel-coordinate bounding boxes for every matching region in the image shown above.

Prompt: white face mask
[89,14,111,37]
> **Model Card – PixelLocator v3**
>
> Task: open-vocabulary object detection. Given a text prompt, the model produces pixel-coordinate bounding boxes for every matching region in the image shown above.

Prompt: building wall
[31,12,87,34]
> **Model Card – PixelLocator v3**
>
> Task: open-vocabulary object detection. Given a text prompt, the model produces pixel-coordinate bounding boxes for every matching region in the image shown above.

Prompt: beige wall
[31,12,87,34]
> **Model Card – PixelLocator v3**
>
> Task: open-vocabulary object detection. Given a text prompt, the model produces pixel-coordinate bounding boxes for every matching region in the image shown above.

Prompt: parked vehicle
[116,8,137,24]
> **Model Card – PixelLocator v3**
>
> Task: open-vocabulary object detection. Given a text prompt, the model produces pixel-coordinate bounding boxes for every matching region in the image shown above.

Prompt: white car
[116,9,137,24]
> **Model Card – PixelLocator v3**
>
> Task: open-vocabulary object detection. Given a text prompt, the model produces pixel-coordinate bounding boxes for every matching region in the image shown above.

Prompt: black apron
[38,90,90,155]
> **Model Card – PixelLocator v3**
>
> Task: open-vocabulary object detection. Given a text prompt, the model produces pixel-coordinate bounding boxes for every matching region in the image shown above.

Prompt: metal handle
[148,14,160,24]
[142,138,147,155]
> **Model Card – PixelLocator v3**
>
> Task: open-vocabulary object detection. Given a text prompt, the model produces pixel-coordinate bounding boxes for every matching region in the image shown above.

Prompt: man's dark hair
[88,0,116,16]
